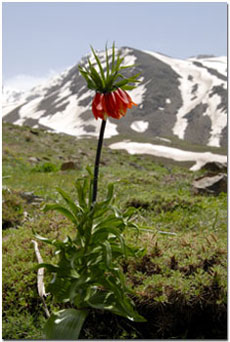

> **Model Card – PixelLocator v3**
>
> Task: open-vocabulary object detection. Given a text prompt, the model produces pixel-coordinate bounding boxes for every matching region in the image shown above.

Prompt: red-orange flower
[92,89,137,120]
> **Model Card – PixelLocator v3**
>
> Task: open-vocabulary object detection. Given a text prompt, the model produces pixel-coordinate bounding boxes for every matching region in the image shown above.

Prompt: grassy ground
[2,122,227,339]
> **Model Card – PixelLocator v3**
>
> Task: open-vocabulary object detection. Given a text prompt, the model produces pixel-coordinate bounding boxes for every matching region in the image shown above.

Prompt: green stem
[92,119,107,204]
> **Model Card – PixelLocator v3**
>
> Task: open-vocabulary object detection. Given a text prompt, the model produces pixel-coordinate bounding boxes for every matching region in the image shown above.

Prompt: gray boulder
[193,173,227,195]
[200,161,227,173]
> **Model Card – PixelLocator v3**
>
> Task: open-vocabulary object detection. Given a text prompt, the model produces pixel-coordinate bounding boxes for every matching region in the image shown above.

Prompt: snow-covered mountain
[2,47,227,148]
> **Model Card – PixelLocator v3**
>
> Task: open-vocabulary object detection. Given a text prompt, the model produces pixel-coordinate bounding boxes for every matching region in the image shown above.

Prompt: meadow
[2,122,227,339]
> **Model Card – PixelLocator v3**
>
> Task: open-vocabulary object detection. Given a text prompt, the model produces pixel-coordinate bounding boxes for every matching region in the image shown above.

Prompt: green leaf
[115,73,141,88]
[93,183,114,212]
[33,231,54,245]
[103,241,112,268]
[43,204,78,226]
[44,308,88,340]
[105,183,114,203]
[85,165,93,177]
[87,58,104,89]
[78,65,97,90]
[120,85,137,91]
[78,66,91,81]
[92,205,110,220]
[105,43,110,79]
[75,180,87,209]
[114,49,124,72]
[123,207,136,218]
[94,216,124,232]
[90,45,106,83]
[111,42,116,73]
[57,187,82,217]
[82,178,89,204]
[92,226,120,239]
[86,253,103,268]
[99,277,146,322]
[118,296,147,322]
[34,263,59,273]
[87,290,115,310]
[69,274,90,302]
[120,64,136,70]
[114,79,130,88]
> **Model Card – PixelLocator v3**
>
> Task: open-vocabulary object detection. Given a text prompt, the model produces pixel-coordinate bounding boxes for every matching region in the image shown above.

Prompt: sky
[2,1,228,91]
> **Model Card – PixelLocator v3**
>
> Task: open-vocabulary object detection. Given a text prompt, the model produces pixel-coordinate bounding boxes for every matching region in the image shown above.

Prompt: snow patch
[131,121,149,133]
[53,81,72,104]
[16,97,45,125]
[128,77,146,105]
[109,141,227,171]
[121,48,137,66]
[189,56,227,77]
[156,137,171,143]
[203,93,227,147]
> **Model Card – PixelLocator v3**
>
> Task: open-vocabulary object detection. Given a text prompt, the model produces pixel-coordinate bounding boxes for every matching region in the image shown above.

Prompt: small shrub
[31,162,59,173]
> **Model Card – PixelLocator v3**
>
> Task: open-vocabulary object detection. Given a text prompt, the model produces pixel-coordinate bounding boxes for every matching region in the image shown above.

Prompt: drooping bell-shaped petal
[104,92,122,119]
[116,88,137,109]
[92,93,106,120]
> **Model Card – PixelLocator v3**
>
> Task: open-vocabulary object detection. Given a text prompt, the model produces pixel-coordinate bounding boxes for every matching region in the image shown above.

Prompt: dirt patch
[79,300,227,339]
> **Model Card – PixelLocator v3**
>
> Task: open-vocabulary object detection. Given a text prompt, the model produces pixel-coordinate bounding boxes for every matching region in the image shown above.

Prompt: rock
[201,161,227,173]
[61,161,76,171]
[19,191,43,204]
[28,157,40,163]
[129,162,145,170]
[30,129,39,135]
[193,173,227,195]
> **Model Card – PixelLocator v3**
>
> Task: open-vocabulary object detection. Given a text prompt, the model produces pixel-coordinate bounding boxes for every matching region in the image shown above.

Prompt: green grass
[2,122,227,339]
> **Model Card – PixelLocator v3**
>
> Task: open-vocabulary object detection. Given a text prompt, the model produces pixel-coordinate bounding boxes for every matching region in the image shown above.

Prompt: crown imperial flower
[78,43,140,120]
[92,89,137,120]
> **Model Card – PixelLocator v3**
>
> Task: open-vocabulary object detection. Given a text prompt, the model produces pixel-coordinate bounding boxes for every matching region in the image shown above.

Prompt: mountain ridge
[3,46,227,148]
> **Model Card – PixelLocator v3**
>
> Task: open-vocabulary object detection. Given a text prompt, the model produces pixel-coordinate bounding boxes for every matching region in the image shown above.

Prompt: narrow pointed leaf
[120,85,137,91]
[111,42,116,73]
[43,204,78,226]
[75,180,87,208]
[103,241,112,268]
[115,56,125,72]
[33,231,54,245]
[114,79,130,88]
[90,46,106,83]
[120,64,137,70]
[88,58,104,89]
[105,43,110,79]
[57,187,82,218]
[34,263,59,272]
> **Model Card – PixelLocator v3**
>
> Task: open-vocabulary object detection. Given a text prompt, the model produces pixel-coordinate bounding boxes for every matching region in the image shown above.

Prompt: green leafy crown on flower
[78,42,141,93]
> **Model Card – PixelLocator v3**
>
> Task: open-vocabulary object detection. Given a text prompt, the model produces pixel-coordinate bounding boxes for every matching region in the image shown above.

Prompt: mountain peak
[3,47,227,148]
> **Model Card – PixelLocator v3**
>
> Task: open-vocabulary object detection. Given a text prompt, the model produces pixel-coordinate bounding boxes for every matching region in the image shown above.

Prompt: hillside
[3,47,227,149]
[2,122,227,339]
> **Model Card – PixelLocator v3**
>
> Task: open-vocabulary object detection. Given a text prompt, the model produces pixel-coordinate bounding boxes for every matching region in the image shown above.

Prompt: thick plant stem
[92,119,107,204]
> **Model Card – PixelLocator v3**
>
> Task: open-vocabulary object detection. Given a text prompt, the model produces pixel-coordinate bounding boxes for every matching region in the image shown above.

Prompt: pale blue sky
[3,2,227,90]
